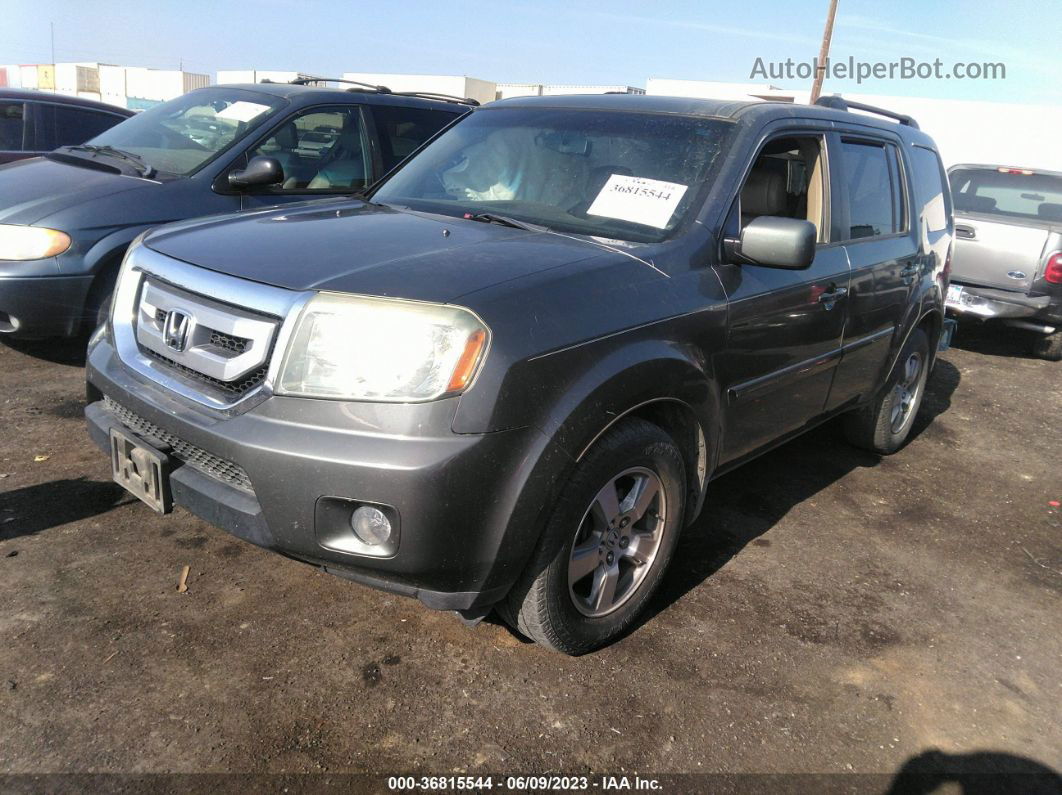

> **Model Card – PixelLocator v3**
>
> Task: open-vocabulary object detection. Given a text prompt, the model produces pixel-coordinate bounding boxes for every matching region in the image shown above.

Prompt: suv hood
[0,156,153,225]
[144,200,617,303]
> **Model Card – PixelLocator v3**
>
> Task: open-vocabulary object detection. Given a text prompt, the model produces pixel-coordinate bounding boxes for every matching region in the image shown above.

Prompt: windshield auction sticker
[216,101,271,123]
[587,174,689,229]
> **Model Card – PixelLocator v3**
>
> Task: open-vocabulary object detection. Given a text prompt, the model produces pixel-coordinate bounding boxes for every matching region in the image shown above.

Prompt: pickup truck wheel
[503,418,685,655]
[1030,331,1062,361]
[844,327,930,455]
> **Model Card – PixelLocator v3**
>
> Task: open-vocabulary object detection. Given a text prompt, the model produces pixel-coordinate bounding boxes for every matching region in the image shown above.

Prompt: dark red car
[0,88,133,164]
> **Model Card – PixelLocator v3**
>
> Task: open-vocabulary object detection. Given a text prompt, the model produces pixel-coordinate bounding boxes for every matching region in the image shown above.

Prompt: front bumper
[945,284,1057,323]
[0,272,94,337]
[86,335,565,613]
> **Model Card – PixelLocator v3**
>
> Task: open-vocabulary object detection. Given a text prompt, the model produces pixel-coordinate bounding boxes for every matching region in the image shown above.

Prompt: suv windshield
[86,88,285,176]
[372,107,734,243]
[951,167,1062,223]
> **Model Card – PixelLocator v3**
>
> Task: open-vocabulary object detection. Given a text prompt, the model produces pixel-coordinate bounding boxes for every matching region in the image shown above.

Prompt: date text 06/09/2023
[386,774,664,791]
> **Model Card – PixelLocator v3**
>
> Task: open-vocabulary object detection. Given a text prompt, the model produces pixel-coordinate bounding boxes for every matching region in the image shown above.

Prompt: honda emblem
[163,310,192,352]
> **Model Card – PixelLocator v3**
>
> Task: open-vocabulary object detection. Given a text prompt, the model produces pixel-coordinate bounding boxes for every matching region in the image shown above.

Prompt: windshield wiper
[64,145,156,178]
[462,212,548,233]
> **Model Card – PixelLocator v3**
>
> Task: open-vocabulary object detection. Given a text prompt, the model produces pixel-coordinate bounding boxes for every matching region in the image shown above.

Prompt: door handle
[818,286,848,308]
[900,262,921,284]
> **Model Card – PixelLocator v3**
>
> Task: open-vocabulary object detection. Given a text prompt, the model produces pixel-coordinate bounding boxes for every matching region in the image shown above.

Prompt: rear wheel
[1030,331,1062,361]
[503,418,685,655]
[844,327,930,455]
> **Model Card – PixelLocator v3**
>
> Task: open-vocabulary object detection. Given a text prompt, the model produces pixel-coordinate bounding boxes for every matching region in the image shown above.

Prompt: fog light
[350,506,392,546]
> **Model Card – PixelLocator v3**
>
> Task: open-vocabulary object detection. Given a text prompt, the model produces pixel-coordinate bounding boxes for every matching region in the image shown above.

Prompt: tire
[1030,331,1062,361]
[844,327,931,455]
[502,418,686,655]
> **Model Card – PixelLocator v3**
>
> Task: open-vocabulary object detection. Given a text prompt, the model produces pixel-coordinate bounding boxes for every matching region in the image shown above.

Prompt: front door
[235,105,374,210]
[714,132,852,464]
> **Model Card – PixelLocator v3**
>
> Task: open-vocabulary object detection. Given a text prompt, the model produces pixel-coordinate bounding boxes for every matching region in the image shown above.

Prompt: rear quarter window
[909,146,949,233]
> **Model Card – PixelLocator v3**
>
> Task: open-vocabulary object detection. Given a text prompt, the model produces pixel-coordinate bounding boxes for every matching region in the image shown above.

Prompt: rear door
[826,134,918,410]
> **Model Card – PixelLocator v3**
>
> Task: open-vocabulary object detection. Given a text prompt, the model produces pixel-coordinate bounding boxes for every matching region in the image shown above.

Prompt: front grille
[143,349,268,398]
[104,396,253,492]
[135,277,279,405]
[209,330,250,355]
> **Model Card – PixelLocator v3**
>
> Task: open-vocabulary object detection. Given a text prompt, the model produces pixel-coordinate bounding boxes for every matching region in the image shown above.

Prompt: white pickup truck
[946,165,1062,360]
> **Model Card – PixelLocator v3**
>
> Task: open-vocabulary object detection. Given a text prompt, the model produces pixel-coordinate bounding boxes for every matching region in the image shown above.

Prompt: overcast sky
[3,0,1059,103]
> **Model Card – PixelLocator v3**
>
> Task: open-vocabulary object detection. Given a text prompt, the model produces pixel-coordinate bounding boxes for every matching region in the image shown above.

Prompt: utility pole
[809,0,838,103]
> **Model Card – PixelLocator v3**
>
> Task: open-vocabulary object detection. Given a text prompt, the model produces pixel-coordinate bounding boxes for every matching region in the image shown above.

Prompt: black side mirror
[228,156,284,189]
[736,216,816,269]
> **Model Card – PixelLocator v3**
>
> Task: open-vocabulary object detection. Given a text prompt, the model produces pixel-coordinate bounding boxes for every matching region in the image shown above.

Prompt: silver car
[947,164,1062,360]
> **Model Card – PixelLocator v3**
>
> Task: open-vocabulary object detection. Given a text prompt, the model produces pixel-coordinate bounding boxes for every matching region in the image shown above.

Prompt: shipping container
[183,72,209,93]
[37,64,55,90]
[20,65,38,90]
[98,64,127,108]
[217,70,321,85]
[54,63,99,95]
[343,73,497,105]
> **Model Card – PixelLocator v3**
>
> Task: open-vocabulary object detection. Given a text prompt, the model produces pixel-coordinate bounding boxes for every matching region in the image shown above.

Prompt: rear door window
[0,101,26,150]
[839,140,900,239]
[370,106,463,172]
[34,105,125,150]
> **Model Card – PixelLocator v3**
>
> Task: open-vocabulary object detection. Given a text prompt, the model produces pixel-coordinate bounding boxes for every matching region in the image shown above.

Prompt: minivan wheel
[502,418,685,655]
[844,327,930,455]
[1030,330,1062,361]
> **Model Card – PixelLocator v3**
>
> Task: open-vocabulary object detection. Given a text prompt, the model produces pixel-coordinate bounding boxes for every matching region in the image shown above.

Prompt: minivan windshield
[950,167,1062,223]
[372,107,734,243]
[86,88,285,176]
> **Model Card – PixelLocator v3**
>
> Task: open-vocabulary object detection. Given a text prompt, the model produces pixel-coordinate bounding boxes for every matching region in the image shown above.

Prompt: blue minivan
[0,81,471,338]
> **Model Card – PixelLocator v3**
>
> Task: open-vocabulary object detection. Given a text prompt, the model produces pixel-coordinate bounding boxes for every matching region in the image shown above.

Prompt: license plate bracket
[110,427,172,514]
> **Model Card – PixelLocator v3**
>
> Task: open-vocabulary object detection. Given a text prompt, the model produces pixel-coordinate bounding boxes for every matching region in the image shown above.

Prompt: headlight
[276,293,489,402]
[0,225,72,261]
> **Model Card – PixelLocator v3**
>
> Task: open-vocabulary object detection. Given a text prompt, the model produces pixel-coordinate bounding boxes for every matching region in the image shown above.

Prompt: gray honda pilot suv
[86,94,954,654]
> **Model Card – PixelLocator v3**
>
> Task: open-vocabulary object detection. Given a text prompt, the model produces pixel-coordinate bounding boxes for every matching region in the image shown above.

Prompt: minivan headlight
[276,293,489,402]
[0,225,71,260]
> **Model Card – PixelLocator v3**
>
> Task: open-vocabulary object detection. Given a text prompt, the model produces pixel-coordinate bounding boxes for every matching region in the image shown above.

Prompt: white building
[496,83,645,100]
[216,70,328,86]
[646,77,1062,172]
[342,72,496,105]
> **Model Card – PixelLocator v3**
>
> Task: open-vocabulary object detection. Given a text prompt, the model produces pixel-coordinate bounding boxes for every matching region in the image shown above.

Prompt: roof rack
[814,94,919,129]
[288,76,392,93]
[391,91,480,107]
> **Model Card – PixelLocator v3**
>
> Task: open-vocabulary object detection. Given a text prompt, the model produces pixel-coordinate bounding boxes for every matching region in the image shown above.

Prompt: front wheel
[844,327,930,455]
[502,418,686,655]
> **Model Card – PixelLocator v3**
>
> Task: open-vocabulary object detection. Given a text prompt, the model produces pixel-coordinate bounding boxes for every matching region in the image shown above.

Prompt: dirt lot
[0,323,1059,784]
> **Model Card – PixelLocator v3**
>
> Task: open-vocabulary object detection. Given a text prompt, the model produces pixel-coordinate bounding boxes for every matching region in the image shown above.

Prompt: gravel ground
[0,322,1059,786]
